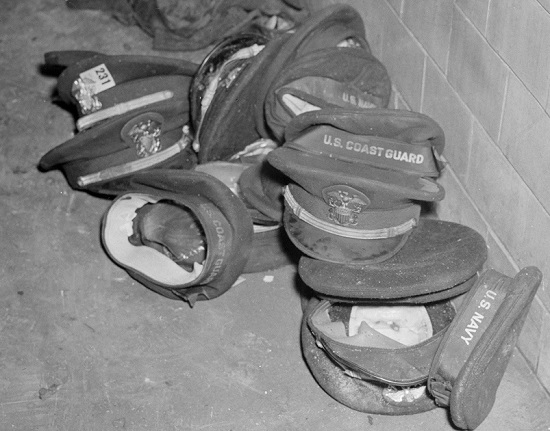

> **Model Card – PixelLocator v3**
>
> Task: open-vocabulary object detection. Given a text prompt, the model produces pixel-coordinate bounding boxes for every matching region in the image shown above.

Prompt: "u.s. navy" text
[461,289,497,345]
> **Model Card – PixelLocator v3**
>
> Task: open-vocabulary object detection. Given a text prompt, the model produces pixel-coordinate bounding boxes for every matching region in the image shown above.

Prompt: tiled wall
[308,0,550,395]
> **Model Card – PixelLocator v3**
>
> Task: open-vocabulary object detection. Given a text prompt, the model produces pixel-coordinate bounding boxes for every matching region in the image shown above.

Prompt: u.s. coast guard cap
[268,108,446,201]
[264,46,391,141]
[266,108,446,264]
[281,183,422,264]
[101,169,254,306]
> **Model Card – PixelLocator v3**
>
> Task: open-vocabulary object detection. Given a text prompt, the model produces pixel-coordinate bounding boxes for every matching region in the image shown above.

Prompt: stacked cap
[267,108,446,264]
[301,266,543,424]
[38,51,199,194]
[300,217,488,415]
[263,105,496,417]
[302,297,452,415]
[299,218,487,302]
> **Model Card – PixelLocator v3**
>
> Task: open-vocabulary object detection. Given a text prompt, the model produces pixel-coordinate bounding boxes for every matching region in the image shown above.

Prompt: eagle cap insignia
[322,185,370,226]
[121,113,164,158]
[71,77,102,114]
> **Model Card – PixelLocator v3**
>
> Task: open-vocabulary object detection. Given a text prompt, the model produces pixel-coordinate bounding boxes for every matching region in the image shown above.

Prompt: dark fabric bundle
[65,0,309,51]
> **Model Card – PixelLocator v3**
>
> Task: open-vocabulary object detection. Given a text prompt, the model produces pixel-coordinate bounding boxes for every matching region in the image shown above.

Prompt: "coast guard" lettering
[323,134,424,164]
[208,219,226,280]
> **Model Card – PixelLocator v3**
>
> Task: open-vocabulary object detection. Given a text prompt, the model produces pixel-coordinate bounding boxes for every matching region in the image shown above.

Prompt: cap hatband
[284,184,419,240]
[287,124,440,177]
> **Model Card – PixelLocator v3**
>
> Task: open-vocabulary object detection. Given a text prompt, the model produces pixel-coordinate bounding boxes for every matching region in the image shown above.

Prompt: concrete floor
[2,1,550,430]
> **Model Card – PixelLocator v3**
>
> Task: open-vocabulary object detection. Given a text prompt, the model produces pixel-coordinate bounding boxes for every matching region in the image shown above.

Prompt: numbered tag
[78,63,116,94]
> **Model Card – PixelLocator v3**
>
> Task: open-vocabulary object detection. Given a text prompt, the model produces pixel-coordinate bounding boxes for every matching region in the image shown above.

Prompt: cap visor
[298,219,487,300]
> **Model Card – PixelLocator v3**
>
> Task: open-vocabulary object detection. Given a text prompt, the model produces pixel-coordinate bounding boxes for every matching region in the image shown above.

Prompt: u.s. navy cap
[428,267,542,430]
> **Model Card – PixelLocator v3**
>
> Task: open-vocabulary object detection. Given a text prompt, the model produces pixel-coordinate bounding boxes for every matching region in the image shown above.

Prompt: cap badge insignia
[322,185,370,226]
[72,77,102,115]
[127,119,162,158]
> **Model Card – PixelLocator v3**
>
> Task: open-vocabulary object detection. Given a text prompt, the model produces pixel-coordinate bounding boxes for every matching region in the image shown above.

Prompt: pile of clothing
[65,0,311,51]
[38,5,542,430]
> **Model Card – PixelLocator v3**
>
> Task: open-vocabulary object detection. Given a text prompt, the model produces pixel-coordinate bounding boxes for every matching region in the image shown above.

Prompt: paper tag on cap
[78,63,116,94]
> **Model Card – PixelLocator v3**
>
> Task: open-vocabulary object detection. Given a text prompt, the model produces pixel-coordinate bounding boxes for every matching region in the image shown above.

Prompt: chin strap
[284,186,417,240]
